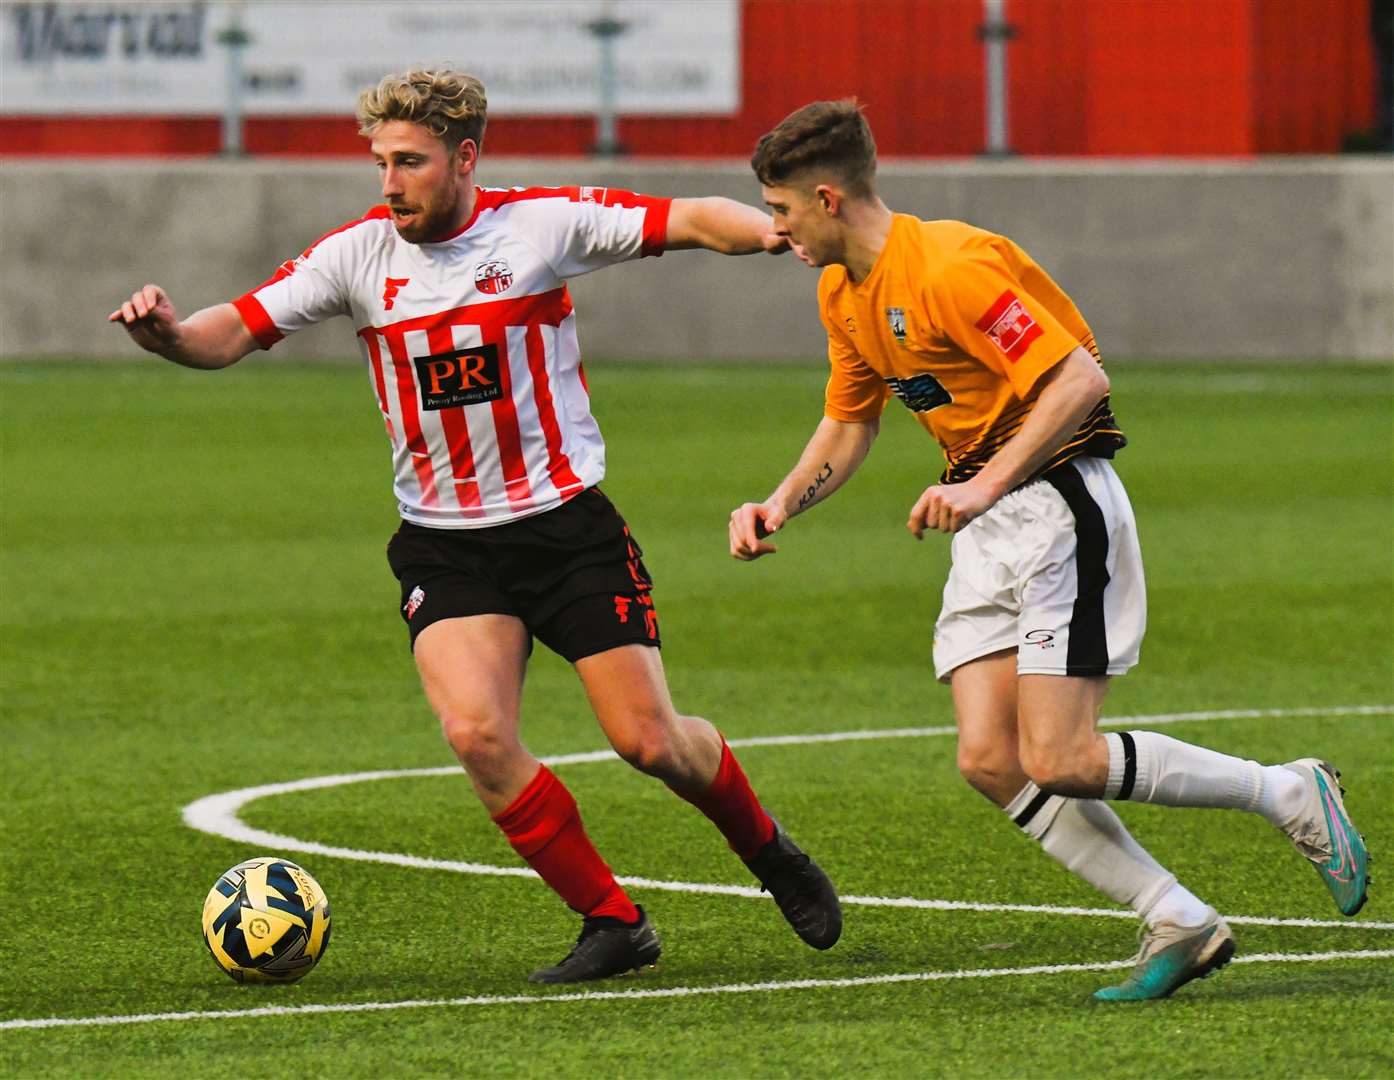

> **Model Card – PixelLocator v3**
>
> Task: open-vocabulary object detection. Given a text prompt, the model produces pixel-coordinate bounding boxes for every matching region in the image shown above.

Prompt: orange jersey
[820,215,1124,483]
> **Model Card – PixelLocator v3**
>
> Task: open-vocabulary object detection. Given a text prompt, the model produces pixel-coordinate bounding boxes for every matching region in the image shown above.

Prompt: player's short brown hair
[751,98,877,197]
[357,68,488,153]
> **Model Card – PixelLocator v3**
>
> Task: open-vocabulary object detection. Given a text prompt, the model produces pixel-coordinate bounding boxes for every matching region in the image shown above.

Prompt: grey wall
[2,157,1390,361]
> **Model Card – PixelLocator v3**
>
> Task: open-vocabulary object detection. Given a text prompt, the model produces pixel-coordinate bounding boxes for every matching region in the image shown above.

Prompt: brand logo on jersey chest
[474,259,514,296]
[382,276,410,310]
[413,344,503,409]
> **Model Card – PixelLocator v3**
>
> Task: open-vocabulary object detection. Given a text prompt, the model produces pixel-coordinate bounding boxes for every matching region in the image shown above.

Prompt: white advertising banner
[0,1,740,115]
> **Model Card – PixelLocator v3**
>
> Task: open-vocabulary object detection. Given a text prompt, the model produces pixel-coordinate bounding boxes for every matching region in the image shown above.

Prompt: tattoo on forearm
[797,462,834,510]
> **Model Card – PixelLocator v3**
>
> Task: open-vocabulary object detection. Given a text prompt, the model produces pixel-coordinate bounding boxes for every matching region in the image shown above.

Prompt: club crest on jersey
[578,186,607,204]
[474,259,514,296]
[413,344,503,410]
[975,290,1043,362]
[885,306,907,342]
[404,586,426,619]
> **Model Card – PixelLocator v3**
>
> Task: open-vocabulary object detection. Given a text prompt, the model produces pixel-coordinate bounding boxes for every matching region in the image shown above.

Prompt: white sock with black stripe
[1103,731,1306,828]
[1004,782,1210,927]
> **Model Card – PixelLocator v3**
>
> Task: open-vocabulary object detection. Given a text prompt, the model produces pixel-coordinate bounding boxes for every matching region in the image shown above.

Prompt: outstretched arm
[906,347,1108,537]
[108,284,257,370]
[729,416,880,560]
[665,196,796,256]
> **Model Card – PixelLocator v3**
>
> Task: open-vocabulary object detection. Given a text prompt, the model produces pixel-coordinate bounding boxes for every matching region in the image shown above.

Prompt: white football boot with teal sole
[1282,759,1370,917]
[1093,909,1236,1003]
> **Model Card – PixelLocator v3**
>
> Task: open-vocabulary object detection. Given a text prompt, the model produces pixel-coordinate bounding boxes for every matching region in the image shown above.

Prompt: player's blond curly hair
[357,68,488,152]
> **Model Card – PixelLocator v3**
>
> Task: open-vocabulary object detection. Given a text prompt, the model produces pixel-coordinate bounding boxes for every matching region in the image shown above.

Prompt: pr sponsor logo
[412,344,503,410]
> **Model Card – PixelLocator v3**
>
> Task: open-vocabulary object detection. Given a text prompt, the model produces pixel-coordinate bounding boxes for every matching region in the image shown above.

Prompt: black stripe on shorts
[1043,462,1111,677]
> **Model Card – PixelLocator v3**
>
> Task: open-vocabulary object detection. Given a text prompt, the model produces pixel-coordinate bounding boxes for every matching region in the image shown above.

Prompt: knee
[608,709,683,778]
[439,711,514,770]
[957,741,1022,799]
[1018,740,1088,794]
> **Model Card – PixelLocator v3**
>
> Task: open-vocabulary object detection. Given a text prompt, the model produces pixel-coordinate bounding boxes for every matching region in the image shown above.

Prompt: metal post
[584,3,629,157]
[980,0,1015,157]
[216,8,251,157]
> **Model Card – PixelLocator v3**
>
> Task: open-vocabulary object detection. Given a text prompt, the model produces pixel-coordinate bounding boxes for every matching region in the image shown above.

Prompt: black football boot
[528,906,662,984]
[743,824,843,949]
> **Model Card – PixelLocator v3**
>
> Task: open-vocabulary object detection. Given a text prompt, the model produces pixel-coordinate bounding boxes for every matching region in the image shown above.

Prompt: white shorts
[932,456,1146,682]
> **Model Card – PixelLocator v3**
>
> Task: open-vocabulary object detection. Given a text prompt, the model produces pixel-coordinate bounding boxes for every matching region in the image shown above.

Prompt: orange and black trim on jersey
[940,396,1126,485]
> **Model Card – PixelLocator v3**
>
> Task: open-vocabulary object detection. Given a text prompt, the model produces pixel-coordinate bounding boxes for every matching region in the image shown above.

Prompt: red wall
[0,0,1376,158]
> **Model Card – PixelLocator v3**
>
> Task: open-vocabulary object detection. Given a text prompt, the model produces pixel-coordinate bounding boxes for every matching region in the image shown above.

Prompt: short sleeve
[516,187,671,279]
[821,306,890,422]
[930,251,1080,399]
[232,228,356,349]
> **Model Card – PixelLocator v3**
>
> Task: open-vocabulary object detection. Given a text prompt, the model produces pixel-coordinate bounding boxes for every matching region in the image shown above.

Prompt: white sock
[1104,730,1306,827]
[1005,782,1194,926]
[1145,881,1214,929]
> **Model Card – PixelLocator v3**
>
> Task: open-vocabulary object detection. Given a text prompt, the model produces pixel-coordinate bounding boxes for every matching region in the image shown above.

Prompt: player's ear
[453,139,479,173]
[814,183,841,216]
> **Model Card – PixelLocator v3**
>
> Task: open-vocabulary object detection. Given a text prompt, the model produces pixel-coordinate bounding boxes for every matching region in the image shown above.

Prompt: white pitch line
[5,949,1391,1033]
[180,704,1394,931]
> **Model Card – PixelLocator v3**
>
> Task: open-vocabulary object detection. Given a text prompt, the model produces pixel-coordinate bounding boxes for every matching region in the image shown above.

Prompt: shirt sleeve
[820,302,890,422]
[929,249,1081,399]
[525,187,672,279]
[231,229,354,349]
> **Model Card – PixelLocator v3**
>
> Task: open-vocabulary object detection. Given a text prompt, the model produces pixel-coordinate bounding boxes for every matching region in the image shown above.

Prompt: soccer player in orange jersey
[729,100,1370,1001]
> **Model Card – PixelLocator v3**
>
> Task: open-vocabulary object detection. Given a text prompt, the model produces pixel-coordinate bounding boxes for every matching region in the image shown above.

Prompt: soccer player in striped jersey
[109,68,841,984]
[728,99,1370,1001]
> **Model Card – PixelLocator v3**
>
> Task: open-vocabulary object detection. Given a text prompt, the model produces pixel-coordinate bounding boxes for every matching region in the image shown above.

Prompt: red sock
[672,738,776,860]
[492,766,638,922]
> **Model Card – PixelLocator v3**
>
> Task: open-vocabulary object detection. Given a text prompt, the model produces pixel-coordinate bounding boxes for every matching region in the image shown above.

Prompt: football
[201,857,332,984]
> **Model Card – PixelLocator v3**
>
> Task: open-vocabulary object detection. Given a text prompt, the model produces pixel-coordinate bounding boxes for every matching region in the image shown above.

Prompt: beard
[389,192,463,244]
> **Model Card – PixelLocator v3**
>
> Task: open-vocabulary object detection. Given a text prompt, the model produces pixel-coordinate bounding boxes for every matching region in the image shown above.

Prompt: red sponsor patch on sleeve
[974,289,1043,363]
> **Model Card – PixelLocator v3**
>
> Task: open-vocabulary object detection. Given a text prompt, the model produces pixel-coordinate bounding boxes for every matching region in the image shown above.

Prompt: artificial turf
[2,359,1390,1077]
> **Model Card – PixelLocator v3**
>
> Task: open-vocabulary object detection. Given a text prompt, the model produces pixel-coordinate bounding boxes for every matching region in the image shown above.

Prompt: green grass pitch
[2,359,1391,1078]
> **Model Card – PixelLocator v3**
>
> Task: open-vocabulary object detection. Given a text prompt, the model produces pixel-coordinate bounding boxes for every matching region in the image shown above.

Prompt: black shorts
[385,487,661,662]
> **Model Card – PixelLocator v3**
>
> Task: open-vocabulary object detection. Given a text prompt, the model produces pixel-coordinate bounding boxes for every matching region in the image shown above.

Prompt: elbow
[1087,362,1109,399]
[1069,350,1109,400]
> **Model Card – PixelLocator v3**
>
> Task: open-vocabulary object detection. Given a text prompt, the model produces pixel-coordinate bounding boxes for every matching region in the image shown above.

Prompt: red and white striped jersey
[232,185,671,528]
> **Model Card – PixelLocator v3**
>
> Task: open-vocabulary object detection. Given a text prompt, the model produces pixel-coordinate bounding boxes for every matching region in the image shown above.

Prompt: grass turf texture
[2,359,1391,1078]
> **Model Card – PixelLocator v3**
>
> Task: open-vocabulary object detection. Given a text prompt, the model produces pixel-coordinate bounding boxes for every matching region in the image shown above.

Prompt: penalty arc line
[4,949,1392,1032]
[179,704,1394,932]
